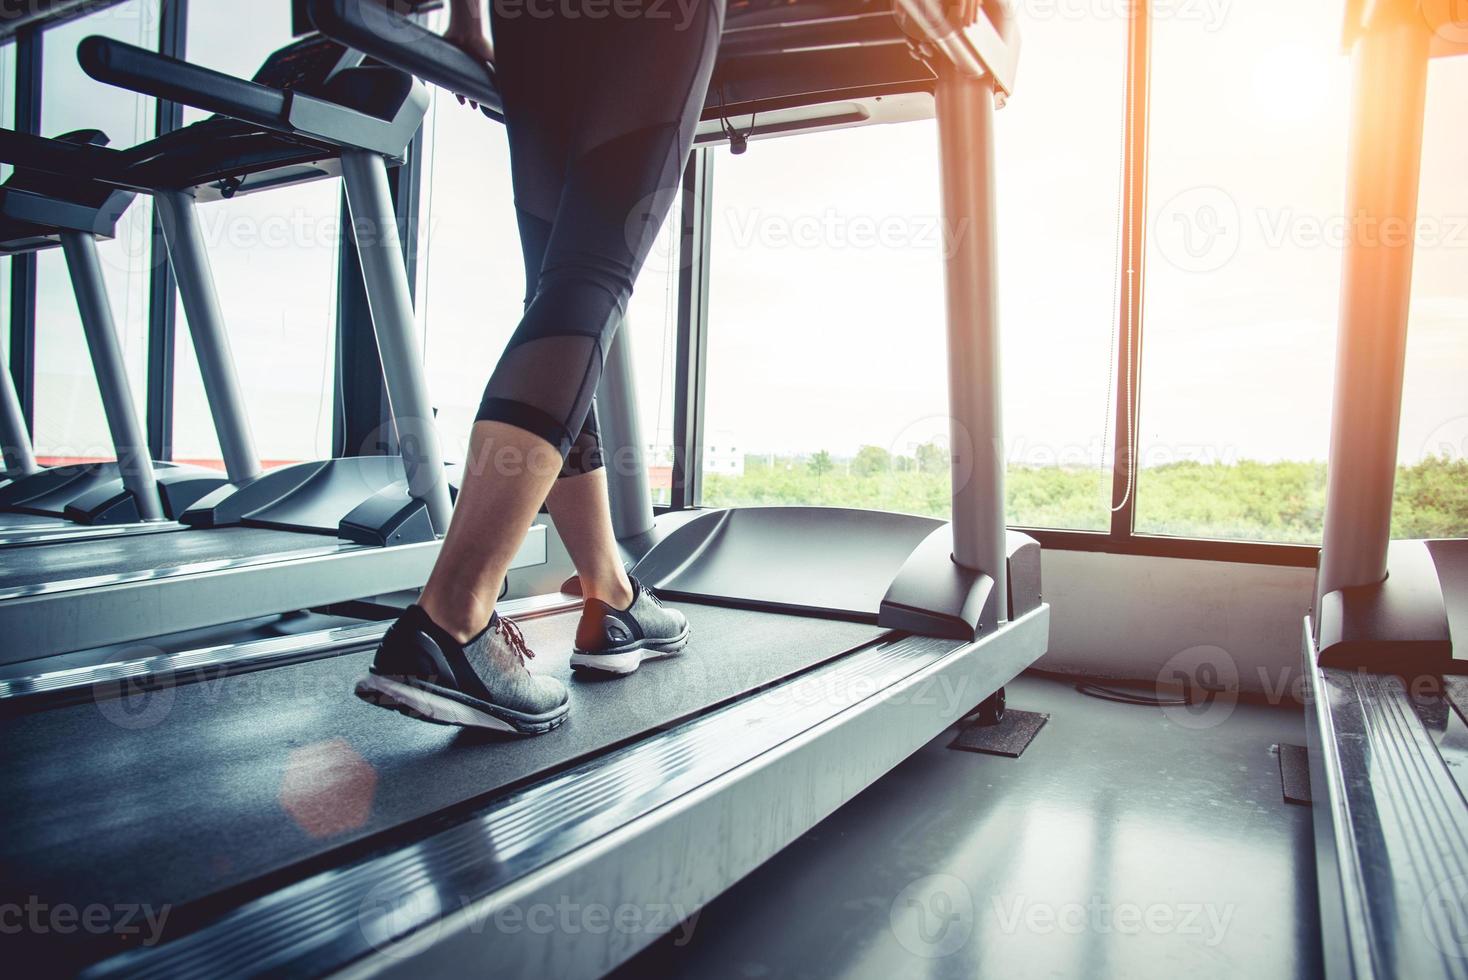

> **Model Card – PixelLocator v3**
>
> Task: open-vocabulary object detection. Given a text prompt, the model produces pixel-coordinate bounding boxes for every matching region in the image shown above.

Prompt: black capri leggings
[478,0,724,476]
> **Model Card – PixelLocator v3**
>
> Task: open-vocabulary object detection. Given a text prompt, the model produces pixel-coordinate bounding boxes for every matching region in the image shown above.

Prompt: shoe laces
[493,615,535,664]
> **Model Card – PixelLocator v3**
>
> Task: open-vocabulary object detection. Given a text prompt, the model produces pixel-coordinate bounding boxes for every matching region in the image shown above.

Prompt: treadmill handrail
[308,0,503,115]
[0,128,142,193]
[77,36,291,131]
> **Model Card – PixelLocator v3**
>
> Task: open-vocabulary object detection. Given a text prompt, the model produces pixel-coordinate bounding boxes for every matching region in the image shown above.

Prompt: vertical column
[60,231,163,520]
[0,345,37,475]
[153,189,262,485]
[1316,14,1431,610]
[934,65,1008,617]
[599,319,655,539]
[338,148,453,535]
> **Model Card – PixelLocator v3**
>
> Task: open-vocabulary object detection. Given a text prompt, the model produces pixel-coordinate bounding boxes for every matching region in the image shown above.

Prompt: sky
[4,0,1464,473]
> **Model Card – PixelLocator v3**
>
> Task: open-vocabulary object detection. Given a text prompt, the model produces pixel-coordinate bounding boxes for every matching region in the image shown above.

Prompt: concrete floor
[615,673,1323,980]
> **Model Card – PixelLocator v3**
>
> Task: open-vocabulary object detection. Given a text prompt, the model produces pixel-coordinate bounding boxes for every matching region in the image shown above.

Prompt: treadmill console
[251,34,363,98]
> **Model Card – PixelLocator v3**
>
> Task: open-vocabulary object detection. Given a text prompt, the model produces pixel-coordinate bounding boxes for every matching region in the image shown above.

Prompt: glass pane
[1,40,12,355]
[170,180,341,468]
[1136,0,1348,544]
[170,2,338,468]
[701,6,1123,527]
[1395,55,1468,539]
[414,11,680,502]
[178,0,298,126]
[33,1,158,464]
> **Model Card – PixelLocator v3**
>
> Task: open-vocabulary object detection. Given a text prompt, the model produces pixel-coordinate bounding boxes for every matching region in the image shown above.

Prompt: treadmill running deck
[1,601,885,967]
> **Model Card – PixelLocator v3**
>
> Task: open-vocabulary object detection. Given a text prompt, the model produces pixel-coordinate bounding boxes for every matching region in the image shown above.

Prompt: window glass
[1395,54,1468,539]
[1136,0,1347,543]
[33,1,158,463]
[701,6,1123,528]
[170,0,337,467]
[1,40,13,356]
[414,5,679,502]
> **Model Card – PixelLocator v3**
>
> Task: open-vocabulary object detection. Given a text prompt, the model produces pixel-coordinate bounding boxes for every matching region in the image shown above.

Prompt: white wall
[1038,550,1315,704]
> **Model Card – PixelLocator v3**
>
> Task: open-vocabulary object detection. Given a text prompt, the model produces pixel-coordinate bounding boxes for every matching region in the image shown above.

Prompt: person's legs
[545,467,633,608]
[363,1,723,728]
[431,0,722,631]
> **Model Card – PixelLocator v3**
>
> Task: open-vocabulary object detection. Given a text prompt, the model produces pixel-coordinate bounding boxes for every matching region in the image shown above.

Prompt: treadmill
[0,1,1046,976]
[1301,3,1468,978]
[0,129,226,543]
[0,28,543,665]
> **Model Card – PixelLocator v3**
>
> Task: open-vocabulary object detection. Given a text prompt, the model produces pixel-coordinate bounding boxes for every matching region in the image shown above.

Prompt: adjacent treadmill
[0,129,226,543]
[0,26,554,665]
[1301,3,1468,979]
[1,1,1046,976]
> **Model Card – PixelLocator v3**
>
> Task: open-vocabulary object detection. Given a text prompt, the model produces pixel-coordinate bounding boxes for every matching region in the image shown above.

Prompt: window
[1395,54,1468,539]
[1135,0,1348,544]
[170,0,338,467]
[32,1,158,464]
[413,5,679,501]
[701,7,1123,529]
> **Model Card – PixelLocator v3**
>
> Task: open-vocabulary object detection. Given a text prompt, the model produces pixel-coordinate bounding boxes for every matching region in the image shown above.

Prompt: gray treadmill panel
[0,526,342,592]
[0,601,884,969]
[1428,538,1468,661]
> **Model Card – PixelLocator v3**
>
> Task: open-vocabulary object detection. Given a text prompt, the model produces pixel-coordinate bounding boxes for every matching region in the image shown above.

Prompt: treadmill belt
[0,526,343,591]
[0,602,883,965]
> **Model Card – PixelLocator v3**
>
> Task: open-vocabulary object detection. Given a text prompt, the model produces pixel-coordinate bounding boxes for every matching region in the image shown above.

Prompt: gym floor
[616,673,1322,980]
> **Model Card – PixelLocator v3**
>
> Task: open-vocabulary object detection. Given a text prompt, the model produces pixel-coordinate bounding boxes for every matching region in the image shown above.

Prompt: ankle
[418,589,493,645]
[581,570,633,610]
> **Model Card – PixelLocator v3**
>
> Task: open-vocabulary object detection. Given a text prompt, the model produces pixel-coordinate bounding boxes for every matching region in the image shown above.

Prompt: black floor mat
[1278,743,1312,805]
[950,709,1048,757]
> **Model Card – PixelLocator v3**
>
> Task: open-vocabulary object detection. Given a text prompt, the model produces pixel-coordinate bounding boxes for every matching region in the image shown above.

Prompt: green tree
[809,450,833,478]
[852,445,892,478]
[915,440,948,474]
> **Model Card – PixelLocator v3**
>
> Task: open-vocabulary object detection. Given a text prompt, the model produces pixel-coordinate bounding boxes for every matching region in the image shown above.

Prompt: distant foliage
[703,451,1468,542]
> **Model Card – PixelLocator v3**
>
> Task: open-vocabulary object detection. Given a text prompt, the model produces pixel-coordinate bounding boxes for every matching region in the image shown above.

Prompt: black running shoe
[570,577,690,675]
[355,605,569,735]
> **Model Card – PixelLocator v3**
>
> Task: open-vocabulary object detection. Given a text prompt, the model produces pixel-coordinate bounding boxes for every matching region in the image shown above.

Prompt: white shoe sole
[570,633,689,676]
[354,674,566,734]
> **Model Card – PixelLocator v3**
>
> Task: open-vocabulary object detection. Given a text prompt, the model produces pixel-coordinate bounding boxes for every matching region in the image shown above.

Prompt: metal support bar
[934,66,1007,616]
[672,149,713,511]
[145,0,187,461]
[1316,13,1431,613]
[338,148,452,535]
[599,317,655,539]
[153,189,262,484]
[8,27,41,432]
[0,344,37,475]
[59,231,163,519]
